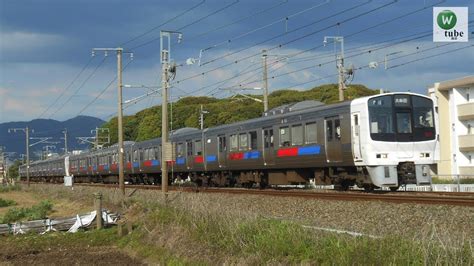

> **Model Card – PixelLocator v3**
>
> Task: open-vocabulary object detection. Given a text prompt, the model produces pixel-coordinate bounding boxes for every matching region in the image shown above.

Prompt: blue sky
[0,0,473,123]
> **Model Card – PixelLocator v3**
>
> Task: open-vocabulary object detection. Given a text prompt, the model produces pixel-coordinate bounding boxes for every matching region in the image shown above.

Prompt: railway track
[51,183,474,207]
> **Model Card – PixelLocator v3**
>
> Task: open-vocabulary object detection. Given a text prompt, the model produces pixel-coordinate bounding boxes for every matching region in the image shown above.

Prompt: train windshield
[368,95,435,142]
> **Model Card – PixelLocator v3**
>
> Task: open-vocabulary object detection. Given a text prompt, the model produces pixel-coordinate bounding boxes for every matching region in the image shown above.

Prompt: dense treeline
[101,84,378,144]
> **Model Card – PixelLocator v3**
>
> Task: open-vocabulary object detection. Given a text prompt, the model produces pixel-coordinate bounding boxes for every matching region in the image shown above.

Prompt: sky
[0,0,473,123]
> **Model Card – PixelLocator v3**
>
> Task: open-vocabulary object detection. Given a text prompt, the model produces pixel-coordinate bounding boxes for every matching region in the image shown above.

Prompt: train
[20,92,438,191]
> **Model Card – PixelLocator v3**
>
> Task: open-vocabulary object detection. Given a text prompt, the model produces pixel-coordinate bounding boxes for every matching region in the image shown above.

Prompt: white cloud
[0,31,68,55]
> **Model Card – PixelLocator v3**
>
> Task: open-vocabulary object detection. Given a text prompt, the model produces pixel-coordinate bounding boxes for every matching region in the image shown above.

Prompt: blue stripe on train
[206,155,217,162]
[297,145,321,155]
[176,157,185,165]
[244,151,260,159]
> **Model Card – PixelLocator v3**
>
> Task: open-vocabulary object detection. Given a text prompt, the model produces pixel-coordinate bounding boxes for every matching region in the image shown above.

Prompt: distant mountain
[0,116,105,161]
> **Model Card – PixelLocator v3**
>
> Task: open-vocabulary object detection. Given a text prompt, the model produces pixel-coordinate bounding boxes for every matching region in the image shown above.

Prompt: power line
[119,0,206,48]
[199,0,371,66]
[173,1,397,86]
[200,0,332,55]
[186,0,289,43]
[76,59,134,116]
[37,57,96,119]
[129,0,240,51]
[386,44,473,70]
[49,56,108,118]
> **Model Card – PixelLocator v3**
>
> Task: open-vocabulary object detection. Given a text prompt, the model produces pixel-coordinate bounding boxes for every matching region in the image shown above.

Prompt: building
[428,76,474,177]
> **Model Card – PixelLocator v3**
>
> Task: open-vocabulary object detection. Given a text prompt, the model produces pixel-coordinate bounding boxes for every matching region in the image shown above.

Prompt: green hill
[101,83,378,144]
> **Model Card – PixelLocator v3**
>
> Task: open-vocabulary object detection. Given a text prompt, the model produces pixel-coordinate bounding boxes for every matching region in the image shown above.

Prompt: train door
[263,127,275,165]
[218,135,227,167]
[186,140,194,169]
[351,112,363,161]
[325,116,343,162]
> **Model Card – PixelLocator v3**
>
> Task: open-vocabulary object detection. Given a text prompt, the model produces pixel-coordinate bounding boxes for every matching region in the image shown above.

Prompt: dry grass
[0,187,91,219]
[23,184,474,264]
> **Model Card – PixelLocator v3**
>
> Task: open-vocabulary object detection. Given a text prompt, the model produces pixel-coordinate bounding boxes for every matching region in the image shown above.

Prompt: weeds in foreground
[0,198,16,207]
[1,200,53,223]
[125,202,473,265]
[0,184,21,193]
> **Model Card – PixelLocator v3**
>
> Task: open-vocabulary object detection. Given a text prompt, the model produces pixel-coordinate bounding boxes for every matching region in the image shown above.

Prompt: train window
[264,129,274,148]
[249,131,257,150]
[412,96,434,129]
[218,136,227,152]
[305,123,317,144]
[326,120,333,141]
[154,147,160,160]
[239,133,248,150]
[335,119,341,140]
[230,135,238,151]
[396,113,412,133]
[187,141,193,156]
[133,150,138,161]
[195,140,202,155]
[291,125,303,146]
[177,143,184,157]
[279,127,290,147]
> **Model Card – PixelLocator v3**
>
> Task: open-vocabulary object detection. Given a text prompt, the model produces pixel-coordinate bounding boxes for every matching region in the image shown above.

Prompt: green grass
[133,202,473,265]
[432,177,474,184]
[0,200,53,223]
[0,198,16,207]
[1,227,120,252]
[0,184,21,193]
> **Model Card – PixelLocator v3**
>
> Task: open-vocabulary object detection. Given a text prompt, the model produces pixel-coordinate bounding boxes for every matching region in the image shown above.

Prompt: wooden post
[94,192,103,229]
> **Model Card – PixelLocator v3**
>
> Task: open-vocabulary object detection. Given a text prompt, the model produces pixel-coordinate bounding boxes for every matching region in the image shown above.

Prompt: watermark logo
[433,7,468,42]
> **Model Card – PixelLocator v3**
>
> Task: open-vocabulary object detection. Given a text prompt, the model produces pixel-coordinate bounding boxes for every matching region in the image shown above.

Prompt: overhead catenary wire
[199,0,371,67]
[49,56,108,119]
[185,0,289,43]
[76,59,134,116]
[119,0,207,48]
[173,0,397,87]
[37,57,96,119]
[200,0,332,55]
[182,15,443,97]
[129,0,240,51]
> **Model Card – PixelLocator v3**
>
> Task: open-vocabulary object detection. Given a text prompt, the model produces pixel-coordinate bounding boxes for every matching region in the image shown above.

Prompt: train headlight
[376,153,388,159]
[419,153,430,158]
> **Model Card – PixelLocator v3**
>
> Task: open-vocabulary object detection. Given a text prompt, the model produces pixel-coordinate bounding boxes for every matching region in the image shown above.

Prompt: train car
[20,92,438,191]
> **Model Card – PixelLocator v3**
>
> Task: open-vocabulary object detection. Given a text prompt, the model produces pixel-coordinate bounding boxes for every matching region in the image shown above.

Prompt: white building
[428,76,474,177]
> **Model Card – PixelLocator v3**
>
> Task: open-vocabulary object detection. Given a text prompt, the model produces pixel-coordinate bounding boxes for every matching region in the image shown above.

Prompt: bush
[0,198,16,207]
[1,200,53,223]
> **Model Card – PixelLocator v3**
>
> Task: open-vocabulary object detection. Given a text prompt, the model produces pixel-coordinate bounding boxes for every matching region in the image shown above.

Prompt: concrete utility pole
[92,48,130,196]
[62,129,68,154]
[262,50,269,112]
[160,30,182,195]
[324,36,345,102]
[8,127,30,186]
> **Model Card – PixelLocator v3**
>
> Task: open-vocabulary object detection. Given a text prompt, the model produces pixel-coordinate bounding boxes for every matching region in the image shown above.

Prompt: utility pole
[160,30,182,195]
[262,50,269,112]
[200,105,209,171]
[8,127,30,186]
[92,48,131,196]
[324,36,345,102]
[62,129,68,154]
